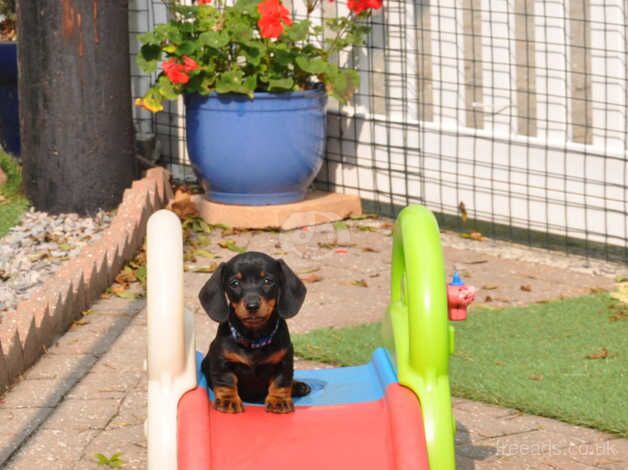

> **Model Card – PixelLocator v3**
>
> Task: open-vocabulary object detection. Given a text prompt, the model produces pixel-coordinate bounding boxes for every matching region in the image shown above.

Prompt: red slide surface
[178,384,429,470]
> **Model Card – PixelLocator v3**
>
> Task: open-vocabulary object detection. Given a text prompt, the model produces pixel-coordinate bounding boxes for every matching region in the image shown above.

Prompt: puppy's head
[199,251,306,329]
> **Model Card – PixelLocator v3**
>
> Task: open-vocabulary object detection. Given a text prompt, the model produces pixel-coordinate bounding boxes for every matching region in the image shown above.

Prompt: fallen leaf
[301,273,322,283]
[586,347,609,360]
[528,374,544,381]
[135,265,147,288]
[520,285,532,292]
[193,249,215,259]
[467,259,488,265]
[482,285,499,290]
[115,267,136,284]
[356,225,377,232]
[73,318,89,327]
[362,246,379,253]
[495,360,504,366]
[349,213,378,221]
[218,239,246,253]
[167,188,198,219]
[116,290,141,300]
[351,279,368,287]
[58,243,72,251]
[609,310,628,322]
[484,295,493,302]
[333,221,348,231]
[192,263,219,273]
[460,231,485,241]
[369,273,380,278]
[458,201,468,223]
[299,267,321,274]
[615,273,628,283]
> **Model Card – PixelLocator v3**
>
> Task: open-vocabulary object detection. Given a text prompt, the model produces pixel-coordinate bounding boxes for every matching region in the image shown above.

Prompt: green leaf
[135,265,147,288]
[284,20,310,42]
[295,56,328,74]
[137,44,162,73]
[268,77,294,92]
[199,31,230,49]
[157,76,179,100]
[216,69,254,97]
[177,40,197,55]
[326,67,360,103]
[241,42,265,66]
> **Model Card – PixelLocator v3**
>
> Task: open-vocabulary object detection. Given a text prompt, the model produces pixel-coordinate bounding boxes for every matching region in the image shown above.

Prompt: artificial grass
[0,148,28,237]
[292,294,628,436]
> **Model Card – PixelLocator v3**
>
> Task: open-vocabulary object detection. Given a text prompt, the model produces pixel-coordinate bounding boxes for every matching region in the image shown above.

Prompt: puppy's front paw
[214,396,244,413]
[265,396,294,414]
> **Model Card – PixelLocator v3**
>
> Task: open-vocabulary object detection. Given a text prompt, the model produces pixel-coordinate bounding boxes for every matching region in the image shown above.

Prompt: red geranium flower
[161,56,198,85]
[182,56,199,73]
[257,0,292,39]
[197,0,212,4]
[347,0,382,14]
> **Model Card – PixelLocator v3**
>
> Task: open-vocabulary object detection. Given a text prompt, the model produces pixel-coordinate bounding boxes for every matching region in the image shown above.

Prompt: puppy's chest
[223,346,288,372]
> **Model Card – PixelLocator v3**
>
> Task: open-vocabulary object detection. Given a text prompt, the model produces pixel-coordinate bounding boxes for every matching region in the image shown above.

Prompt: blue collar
[228,318,280,349]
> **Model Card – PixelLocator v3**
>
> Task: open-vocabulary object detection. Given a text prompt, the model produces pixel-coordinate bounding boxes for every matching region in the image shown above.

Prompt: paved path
[0,222,625,469]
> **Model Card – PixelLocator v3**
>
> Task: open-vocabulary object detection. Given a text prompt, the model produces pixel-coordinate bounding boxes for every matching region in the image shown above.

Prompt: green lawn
[293,294,628,436]
[0,149,28,237]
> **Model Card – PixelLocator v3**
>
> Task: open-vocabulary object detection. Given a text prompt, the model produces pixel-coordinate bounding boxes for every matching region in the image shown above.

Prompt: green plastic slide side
[382,205,456,470]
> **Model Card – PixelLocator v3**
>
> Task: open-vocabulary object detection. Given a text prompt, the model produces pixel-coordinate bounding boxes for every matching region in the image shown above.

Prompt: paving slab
[0,222,625,469]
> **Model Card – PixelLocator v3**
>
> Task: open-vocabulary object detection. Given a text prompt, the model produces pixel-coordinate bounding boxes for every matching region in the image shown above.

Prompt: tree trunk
[16,0,137,214]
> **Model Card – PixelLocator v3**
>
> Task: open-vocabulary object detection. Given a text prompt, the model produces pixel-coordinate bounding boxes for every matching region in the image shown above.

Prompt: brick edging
[0,167,172,391]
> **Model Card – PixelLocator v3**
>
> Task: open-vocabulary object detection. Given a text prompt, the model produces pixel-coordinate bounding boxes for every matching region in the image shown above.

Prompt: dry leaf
[193,249,215,259]
[609,310,628,322]
[528,374,544,381]
[167,188,198,219]
[520,285,532,292]
[115,268,136,285]
[495,360,504,366]
[356,225,377,232]
[192,263,219,273]
[301,273,322,283]
[218,239,246,253]
[482,285,499,290]
[299,267,321,274]
[585,347,609,360]
[458,201,468,223]
[351,279,368,288]
[333,221,348,231]
[460,231,485,241]
[484,295,493,302]
[467,259,488,265]
[362,246,379,253]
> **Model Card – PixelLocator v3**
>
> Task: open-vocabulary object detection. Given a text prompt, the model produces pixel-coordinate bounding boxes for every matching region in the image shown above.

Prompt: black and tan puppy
[199,251,310,413]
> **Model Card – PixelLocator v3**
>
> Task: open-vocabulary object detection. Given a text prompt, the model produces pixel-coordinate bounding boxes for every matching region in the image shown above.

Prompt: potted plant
[136,0,382,205]
[0,0,19,156]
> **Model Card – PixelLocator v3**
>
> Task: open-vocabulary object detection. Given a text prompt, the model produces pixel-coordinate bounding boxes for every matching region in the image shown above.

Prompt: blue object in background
[185,87,327,205]
[0,42,20,156]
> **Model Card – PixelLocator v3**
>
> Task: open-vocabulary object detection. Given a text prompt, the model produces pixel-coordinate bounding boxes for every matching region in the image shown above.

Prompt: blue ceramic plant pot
[0,42,19,155]
[185,87,327,205]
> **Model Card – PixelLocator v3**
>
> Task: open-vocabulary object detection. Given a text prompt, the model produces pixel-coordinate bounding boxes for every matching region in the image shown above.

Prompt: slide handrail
[146,210,197,470]
[385,205,456,470]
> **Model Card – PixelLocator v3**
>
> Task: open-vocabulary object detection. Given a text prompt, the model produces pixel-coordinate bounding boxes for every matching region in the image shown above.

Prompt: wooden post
[16,0,137,214]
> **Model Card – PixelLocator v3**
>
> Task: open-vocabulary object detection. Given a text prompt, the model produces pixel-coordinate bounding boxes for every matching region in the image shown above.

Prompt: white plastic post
[146,210,197,470]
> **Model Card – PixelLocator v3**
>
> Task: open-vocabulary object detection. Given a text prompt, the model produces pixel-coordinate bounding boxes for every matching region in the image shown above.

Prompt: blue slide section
[195,348,398,406]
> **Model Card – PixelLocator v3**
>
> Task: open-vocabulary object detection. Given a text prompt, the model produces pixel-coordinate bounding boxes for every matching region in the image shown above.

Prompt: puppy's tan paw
[265,396,294,414]
[214,396,245,413]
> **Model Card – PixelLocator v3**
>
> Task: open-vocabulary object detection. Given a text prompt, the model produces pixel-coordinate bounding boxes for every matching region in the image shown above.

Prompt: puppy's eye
[263,278,274,286]
[230,280,240,288]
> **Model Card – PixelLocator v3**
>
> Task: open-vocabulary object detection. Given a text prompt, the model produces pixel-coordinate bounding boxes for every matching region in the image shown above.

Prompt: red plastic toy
[447,272,475,321]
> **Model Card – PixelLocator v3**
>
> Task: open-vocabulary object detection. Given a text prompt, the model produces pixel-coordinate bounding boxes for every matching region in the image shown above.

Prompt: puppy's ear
[198,262,229,322]
[277,259,306,318]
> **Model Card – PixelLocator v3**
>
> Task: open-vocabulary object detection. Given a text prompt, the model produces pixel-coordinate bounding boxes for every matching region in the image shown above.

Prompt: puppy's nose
[245,297,261,312]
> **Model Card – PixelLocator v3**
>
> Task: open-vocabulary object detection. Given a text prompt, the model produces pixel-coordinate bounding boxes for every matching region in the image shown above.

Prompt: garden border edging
[0,167,172,391]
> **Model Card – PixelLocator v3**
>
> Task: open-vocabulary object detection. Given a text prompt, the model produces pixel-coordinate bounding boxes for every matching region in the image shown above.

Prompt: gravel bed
[0,209,112,312]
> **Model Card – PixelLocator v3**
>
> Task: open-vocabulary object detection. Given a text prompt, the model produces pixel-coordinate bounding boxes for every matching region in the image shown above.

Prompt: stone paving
[0,222,626,469]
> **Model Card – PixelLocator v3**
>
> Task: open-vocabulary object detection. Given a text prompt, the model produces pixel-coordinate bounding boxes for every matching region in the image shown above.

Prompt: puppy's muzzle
[244,295,261,313]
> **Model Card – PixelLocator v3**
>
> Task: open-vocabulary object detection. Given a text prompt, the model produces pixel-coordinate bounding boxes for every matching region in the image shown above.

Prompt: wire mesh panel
[128,0,628,262]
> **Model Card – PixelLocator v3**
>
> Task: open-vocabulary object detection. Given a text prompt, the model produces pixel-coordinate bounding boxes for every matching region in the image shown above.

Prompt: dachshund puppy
[199,251,311,413]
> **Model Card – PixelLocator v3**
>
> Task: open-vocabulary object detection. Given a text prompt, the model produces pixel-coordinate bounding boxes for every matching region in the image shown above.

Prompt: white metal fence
[129,0,628,260]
